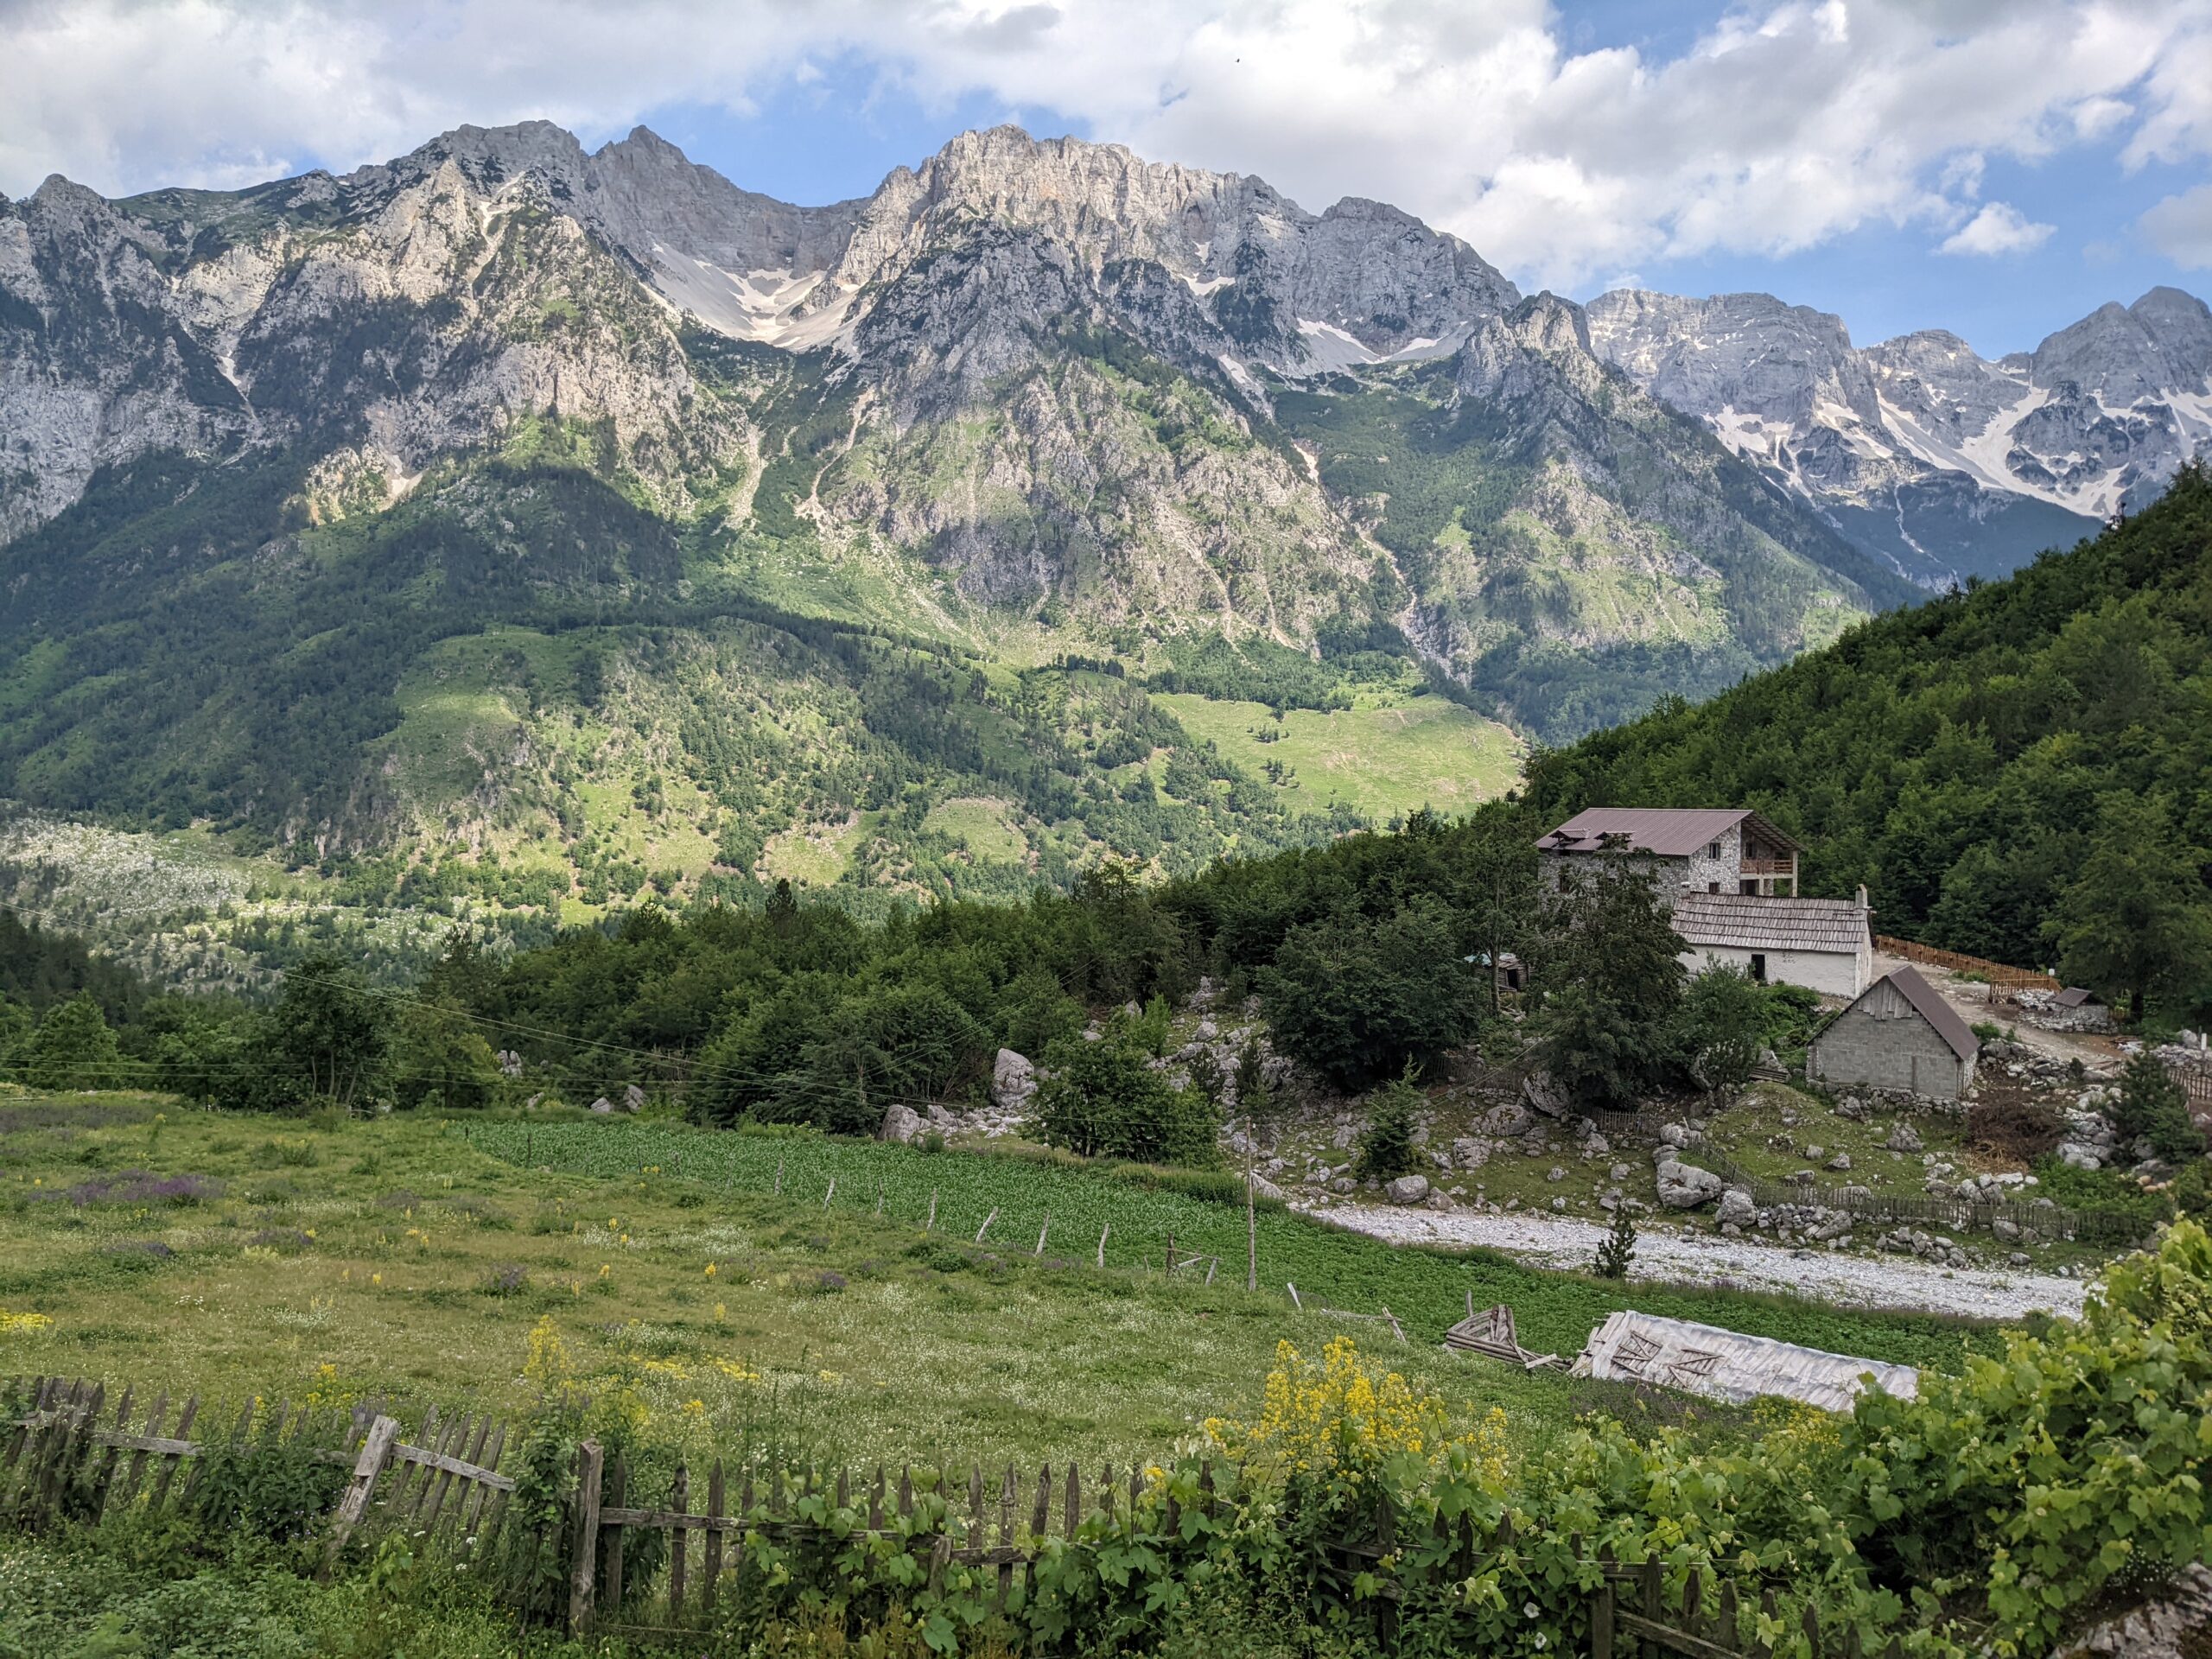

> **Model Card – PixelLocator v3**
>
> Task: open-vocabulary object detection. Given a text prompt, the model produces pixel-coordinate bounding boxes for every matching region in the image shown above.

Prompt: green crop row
[463,1118,2001,1371]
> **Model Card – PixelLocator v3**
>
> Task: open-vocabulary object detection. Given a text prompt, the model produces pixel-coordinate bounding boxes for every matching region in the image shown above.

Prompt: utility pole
[1245,1113,1257,1293]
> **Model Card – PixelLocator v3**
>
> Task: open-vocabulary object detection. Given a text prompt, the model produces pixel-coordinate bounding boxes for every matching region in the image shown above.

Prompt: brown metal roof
[1669,891,1870,954]
[1871,965,1981,1061]
[2054,987,2101,1008]
[1537,806,1802,858]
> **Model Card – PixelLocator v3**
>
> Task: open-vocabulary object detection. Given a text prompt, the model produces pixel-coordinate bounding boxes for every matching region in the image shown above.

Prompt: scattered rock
[1547,1166,1567,1183]
[1884,1122,1924,1154]
[1385,1174,1432,1206]
[1655,1153,1726,1210]
[1451,1136,1492,1169]
[588,1096,614,1115]
[2056,1563,2212,1658]
[880,1103,925,1145]
[1826,1152,1852,1172]
[1715,1188,1757,1229]
[1658,1122,1690,1148]
[623,1083,647,1112]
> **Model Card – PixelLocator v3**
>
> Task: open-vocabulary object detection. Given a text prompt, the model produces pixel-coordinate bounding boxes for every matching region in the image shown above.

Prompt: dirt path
[1306,1201,2088,1322]
[1871,950,2122,1076]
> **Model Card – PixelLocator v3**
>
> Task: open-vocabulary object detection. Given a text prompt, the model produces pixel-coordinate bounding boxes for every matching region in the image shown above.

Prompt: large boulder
[880,1103,926,1145]
[1522,1071,1572,1118]
[1715,1187,1757,1229]
[1884,1122,1924,1154]
[1478,1102,1534,1138]
[991,1049,1037,1113]
[1384,1173,1432,1206]
[1654,1150,1726,1209]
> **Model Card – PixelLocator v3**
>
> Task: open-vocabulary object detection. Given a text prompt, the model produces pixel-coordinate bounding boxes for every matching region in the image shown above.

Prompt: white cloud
[2140,182,2212,268]
[1939,201,2056,256]
[0,0,2207,293]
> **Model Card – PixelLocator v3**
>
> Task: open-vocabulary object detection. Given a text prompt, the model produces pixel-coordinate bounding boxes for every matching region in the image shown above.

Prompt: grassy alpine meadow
[0,1090,2003,1474]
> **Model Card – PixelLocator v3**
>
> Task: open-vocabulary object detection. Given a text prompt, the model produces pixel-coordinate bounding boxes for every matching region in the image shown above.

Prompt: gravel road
[1306,1202,2088,1321]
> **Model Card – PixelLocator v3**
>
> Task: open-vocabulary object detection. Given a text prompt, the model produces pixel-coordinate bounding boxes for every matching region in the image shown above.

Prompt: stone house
[1537,806,1802,895]
[1536,806,1873,997]
[1807,966,1980,1100]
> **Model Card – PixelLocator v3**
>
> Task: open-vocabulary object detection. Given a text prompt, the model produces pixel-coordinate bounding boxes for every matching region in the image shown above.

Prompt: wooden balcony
[1740,857,1796,876]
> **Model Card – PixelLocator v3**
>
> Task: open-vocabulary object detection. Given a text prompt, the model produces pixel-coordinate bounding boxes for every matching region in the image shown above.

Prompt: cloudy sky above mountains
[3,0,2209,353]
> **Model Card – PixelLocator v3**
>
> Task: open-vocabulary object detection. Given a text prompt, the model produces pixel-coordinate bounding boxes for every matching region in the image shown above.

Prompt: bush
[1355,1073,1421,1181]
[1257,897,1478,1090]
[1592,1205,1637,1279]
[1034,1020,1220,1167]
[2114,1049,2207,1164]
[1675,963,1766,1092]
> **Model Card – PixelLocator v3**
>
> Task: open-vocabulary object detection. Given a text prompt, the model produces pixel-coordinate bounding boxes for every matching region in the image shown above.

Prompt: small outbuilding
[1807,965,1980,1100]
[1670,888,1874,999]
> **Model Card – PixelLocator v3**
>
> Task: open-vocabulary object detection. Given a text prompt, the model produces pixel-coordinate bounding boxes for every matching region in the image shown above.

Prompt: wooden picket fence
[8,1371,1908,1655]
[1,1375,518,1575]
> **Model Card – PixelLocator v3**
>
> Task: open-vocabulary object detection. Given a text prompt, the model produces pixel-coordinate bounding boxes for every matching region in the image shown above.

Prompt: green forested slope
[1528,465,2212,1004]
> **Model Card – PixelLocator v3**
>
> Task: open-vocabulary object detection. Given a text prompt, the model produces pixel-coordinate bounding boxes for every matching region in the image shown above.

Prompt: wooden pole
[1245,1116,1258,1293]
[823,1178,836,1210]
[1096,1223,1109,1267]
[1035,1211,1050,1256]
[569,1440,604,1636]
[926,1189,937,1232]
[975,1207,997,1244]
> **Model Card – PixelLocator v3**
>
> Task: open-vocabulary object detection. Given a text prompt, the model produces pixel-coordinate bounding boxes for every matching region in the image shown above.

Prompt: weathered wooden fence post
[569,1440,604,1636]
[321,1414,401,1578]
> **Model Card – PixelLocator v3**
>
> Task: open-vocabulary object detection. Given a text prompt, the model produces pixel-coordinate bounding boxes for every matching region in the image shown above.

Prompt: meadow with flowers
[8,1091,2210,1655]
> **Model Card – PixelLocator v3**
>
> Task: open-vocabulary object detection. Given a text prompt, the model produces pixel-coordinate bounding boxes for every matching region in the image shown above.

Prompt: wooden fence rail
[9,1372,1907,1656]
[1872,935,2057,993]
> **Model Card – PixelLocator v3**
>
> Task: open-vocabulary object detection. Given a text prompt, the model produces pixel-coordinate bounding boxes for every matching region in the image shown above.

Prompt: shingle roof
[1537,806,1802,858]
[2054,987,2101,1008]
[1877,965,1982,1062]
[1669,891,1869,955]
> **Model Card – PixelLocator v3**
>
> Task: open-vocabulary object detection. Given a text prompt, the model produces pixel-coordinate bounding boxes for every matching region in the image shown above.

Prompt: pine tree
[1592,1203,1638,1280]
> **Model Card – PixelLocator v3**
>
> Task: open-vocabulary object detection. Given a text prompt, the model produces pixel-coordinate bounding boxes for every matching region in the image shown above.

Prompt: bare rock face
[991,1049,1037,1113]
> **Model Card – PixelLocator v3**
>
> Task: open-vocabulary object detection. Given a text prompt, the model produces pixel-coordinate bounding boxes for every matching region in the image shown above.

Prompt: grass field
[1154,691,1522,820]
[0,1094,2003,1491]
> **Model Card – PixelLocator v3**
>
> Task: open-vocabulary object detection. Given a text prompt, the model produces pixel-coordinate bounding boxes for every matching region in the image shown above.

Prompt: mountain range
[0,119,2205,960]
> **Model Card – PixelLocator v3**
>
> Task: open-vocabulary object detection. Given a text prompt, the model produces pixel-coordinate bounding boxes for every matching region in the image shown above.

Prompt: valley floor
[1306,1201,2088,1322]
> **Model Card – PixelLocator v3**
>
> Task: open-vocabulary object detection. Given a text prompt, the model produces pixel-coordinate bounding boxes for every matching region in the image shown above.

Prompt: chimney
[1856,884,1869,911]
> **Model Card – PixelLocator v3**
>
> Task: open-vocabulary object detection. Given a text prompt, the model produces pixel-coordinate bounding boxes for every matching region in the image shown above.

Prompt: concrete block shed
[1807,964,1981,1100]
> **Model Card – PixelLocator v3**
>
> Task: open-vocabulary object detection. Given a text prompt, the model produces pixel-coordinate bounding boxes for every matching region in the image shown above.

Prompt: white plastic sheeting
[1572,1309,1918,1414]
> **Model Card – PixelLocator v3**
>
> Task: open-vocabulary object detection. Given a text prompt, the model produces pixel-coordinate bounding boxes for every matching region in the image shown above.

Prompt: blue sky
[6,0,2210,360]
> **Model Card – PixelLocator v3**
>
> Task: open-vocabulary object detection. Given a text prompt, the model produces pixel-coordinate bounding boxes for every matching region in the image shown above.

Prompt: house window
[1749,953,1767,982]
[1707,882,1719,893]
[1739,879,1758,894]
[1707,841,1722,858]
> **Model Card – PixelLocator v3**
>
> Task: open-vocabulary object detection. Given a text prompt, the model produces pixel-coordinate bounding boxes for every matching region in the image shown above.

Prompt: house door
[1749,953,1767,983]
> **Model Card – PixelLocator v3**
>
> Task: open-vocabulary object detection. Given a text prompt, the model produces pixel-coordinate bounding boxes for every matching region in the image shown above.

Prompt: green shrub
[1355,1073,1421,1181]
[1034,1020,1220,1167]
[2114,1049,2207,1164]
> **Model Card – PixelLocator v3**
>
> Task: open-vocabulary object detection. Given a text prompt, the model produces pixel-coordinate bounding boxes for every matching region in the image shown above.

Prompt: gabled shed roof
[1670,891,1869,955]
[1872,965,1982,1062]
[1536,806,1802,857]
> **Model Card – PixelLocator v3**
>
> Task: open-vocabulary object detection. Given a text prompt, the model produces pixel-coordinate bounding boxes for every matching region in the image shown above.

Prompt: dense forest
[7,471,2208,1123]
[1529,463,2212,1015]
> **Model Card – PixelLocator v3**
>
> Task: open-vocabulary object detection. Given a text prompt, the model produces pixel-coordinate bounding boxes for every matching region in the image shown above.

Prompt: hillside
[1528,464,2212,1007]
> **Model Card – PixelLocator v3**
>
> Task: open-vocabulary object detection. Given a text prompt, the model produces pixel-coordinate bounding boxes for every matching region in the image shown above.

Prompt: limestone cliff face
[2,116,2193,734]
[1588,284,2212,584]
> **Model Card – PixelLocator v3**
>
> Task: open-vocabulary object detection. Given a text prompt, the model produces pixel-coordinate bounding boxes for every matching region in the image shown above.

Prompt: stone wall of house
[1680,822,1741,893]
[1808,982,1974,1100]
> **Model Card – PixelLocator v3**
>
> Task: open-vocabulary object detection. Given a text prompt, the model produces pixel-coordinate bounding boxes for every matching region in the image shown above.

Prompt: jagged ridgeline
[1,120,2190,955]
